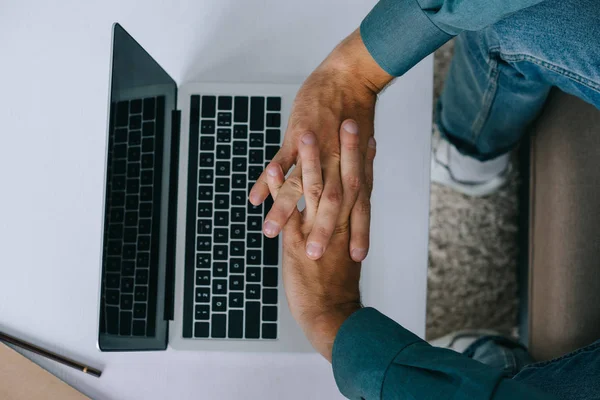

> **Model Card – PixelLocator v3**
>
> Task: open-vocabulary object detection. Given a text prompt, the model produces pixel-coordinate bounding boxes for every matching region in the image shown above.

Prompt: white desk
[0,1,433,398]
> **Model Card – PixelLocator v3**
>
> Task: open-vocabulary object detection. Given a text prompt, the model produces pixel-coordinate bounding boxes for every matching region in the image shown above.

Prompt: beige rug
[426,41,520,339]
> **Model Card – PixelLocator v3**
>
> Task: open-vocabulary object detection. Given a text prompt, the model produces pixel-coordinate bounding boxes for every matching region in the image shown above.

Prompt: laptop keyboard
[183,94,281,340]
[100,96,165,337]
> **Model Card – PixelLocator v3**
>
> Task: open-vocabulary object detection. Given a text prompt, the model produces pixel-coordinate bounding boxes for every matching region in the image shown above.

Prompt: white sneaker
[431,132,512,197]
[429,329,501,353]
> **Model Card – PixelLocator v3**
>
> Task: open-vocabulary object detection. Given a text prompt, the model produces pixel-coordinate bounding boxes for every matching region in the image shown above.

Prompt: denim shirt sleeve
[332,307,555,399]
[360,0,545,76]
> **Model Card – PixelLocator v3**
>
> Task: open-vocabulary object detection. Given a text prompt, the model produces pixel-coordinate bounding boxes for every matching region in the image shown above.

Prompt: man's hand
[264,122,376,361]
[249,28,392,262]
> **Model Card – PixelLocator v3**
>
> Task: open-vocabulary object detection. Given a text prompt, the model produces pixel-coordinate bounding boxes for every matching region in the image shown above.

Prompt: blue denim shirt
[360,0,545,75]
[332,308,555,399]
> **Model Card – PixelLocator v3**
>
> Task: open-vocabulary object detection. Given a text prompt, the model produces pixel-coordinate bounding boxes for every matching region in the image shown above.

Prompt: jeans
[437,0,600,161]
[465,337,600,399]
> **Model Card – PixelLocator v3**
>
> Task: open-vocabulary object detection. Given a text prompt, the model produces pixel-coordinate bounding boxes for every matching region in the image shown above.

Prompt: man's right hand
[249,28,393,262]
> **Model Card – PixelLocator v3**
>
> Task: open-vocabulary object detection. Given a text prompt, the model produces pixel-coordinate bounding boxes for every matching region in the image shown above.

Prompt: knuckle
[334,220,350,235]
[356,199,371,215]
[325,187,343,206]
[287,176,304,194]
[307,182,324,200]
[316,224,334,239]
[343,174,361,192]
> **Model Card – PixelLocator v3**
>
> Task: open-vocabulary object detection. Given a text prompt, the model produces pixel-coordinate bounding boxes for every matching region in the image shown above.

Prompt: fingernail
[263,220,280,237]
[368,137,377,148]
[267,165,279,177]
[306,242,324,258]
[343,120,359,134]
[351,248,367,261]
[301,133,316,145]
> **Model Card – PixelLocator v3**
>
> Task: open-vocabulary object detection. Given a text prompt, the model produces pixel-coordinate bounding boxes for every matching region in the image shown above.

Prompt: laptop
[97,23,311,352]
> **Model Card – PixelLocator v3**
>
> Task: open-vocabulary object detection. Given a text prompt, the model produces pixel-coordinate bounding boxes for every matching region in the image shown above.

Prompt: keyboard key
[212,279,227,295]
[130,115,142,130]
[262,323,277,339]
[215,195,229,209]
[124,211,138,226]
[199,153,214,167]
[262,288,278,304]
[263,235,279,266]
[201,136,215,150]
[201,96,216,118]
[247,233,262,248]
[121,294,133,310]
[266,145,279,161]
[106,289,120,305]
[217,128,231,143]
[111,191,125,207]
[233,141,247,156]
[213,262,227,277]
[122,245,136,259]
[231,207,245,222]
[195,304,210,320]
[211,314,226,338]
[143,97,156,120]
[132,320,146,336]
[248,202,262,215]
[197,202,213,217]
[135,287,148,302]
[197,219,213,236]
[196,270,211,286]
[230,258,244,274]
[138,218,151,234]
[142,137,154,152]
[247,216,262,231]
[214,245,228,260]
[133,303,147,319]
[137,252,149,267]
[231,224,245,239]
[106,306,119,334]
[106,257,121,272]
[212,296,227,312]
[138,235,150,250]
[245,301,260,338]
[262,306,277,322]
[216,161,230,176]
[218,96,232,110]
[114,160,127,175]
[265,129,280,144]
[232,158,247,172]
[142,121,154,136]
[198,186,213,201]
[217,112,232,127]
[233,125,248,139]
[247,250,261,265]
[266,97,281,111]
[126,194,139,209]
[112,176,126,190]
[249,166,263,181]
[108,224,123,240]
[230,241,245,256]
[199,169,214,184]
[228,310,243,338]
[214,228,228,243]
[234,97,249,122]
[119,311,132,335]
[246,267,261,282]
[250,97,265,131]
[197,236,212,251]
[141,170,153,185]
[135,268,148,284]
[121,277,134,293]
[194,322,209,338]
[229,292,244,308]
[196,287,210,303]
[232,174,246,189]
[123,228,137,243]
[249,133,264,148]
[115,128,128,143]
[249,150,263,164]
[141,154,154,168]
[232,191,246,205]
[196,253,211,269]
[216,145,231,159]
[215,212,229,226]
[129,130,141,145]
[215,178,230,193]
[201,120,215,134]
[229,275,244,291]
[266,113,281,127]
[263,268,278,287]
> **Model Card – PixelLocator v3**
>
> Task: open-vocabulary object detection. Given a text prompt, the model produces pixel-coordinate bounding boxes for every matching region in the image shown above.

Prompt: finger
[349,136,376,262]
[249,147,295,205]
[264,162,285,200]
[298,132,323,225]
[304,164,343,260]
[263,164,304,238]
[337,119,362,223]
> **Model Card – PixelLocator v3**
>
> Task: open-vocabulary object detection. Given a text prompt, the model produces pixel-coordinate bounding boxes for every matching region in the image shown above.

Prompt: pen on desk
[0,331,102,378]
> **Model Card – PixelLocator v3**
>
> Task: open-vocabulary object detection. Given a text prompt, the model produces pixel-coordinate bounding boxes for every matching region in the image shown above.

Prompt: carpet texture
[426,40,520,340]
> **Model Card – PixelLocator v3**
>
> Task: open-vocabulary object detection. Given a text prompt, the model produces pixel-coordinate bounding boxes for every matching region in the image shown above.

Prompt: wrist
[303,302,362,362]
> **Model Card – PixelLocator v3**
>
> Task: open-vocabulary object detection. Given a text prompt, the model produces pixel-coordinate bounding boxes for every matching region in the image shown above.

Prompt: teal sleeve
[360,0,545,76]
[332,307,555,399]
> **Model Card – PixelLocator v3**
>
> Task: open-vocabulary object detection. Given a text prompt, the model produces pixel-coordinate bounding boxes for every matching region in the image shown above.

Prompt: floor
[425,40,521,340]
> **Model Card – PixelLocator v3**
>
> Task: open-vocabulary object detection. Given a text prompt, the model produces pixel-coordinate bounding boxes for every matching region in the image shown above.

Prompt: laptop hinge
[164,109,181,321]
